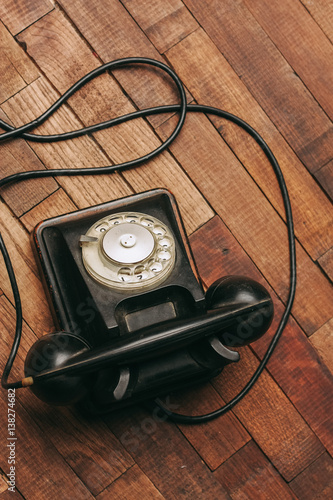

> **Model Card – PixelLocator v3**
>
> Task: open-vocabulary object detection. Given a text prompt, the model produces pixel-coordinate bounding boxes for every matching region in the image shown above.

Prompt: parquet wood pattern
[0,1,332,498]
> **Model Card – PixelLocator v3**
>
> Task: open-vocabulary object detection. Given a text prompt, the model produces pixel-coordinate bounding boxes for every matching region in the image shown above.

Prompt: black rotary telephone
[0,58,296,423]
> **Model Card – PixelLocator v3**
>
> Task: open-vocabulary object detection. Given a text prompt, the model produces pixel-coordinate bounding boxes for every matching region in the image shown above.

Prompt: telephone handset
[23,188,273,414]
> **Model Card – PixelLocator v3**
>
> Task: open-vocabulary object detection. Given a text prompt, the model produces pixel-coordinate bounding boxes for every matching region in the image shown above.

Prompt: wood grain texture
[96,465,165,500]
[121,0,198,54]
[0,52,26,104]
[310,318,333,375]
[243,0,333,121]
[57,0,190,128]
[315,160,333,201]
[289,452,333,500]
[213,346,324,481]
[169,383,251,470]
[0,474,10,494]
[0,201,53,337]
[300,0,333,44]
[0,109,58,217]
[183,0,333,172]
[0,0,54,35]
[214,440,296,500]
[1,295,134,497]
[0,20,39,95]
[318,246,333,281]
[0,1,332,498]
[0,298,94,500]
[0,485,25,499]
[0,394,94,499]
[1,76,134,208]
[19,189,77,232]
[104,406,232,499]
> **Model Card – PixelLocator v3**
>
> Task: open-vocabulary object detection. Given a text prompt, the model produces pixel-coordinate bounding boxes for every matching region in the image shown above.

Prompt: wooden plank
[0,52,26,104]
[20,404,134,497]
[0,393,94,499]
[104,406,232,499]
[300,0,333,44]
[97,465,165,500]
[310,318,333,375]
[0,200,54,337]
[57,0,158,60]
[213,440,296,500]
[0,484,25,499]
[0,471,9,498]
[0,110,58,217]
[0,21,39,90]
[169,383,250,470]
[289,452,333,500]
[57,0,191,128]
[17,9,213,234]
[0,0,54,36]
[212,345,324,481]
[15,10,102,95]
[318,247,333,281]
[183,0,333,173]
[243,0,333,120]
[190,216,333,456]
[19,189,77,232]
[164,29,333,260]
[157,111,333,335]
[315,160,333,201]
[120,0,198,53]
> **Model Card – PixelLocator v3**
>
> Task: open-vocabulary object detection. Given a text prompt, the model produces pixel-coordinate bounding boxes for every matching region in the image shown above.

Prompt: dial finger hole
[149,261,163,273]
[125,214,140,223]
[118,267,132,282]
[141,217,154,227]
[134,265,149,281]
[153,225,166,236]
[159,237,172,249]
[109,216,123,225]
[157,250,172,261]
[95,222,109,232]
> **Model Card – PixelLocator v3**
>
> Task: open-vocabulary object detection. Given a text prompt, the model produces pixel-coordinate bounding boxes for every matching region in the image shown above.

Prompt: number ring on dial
[80,212,176,290]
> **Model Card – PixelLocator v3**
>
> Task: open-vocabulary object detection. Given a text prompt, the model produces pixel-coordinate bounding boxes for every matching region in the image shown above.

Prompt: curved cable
[0,232,23,389]
[0,57,187,143]
[0,58,296,423]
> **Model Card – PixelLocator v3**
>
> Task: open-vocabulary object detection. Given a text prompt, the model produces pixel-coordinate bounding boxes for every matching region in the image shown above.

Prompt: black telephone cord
[0,57,296,423]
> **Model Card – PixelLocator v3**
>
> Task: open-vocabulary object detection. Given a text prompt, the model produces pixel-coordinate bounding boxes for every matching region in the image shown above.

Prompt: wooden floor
[0,0,333,498]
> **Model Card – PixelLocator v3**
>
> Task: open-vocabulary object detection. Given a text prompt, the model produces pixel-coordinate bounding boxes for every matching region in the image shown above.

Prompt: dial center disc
[120,233,136,248]
[102,222,155,264]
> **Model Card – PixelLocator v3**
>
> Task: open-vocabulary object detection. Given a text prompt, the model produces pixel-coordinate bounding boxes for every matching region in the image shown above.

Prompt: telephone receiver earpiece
[205,276,274,347]
[23,276,273,406]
